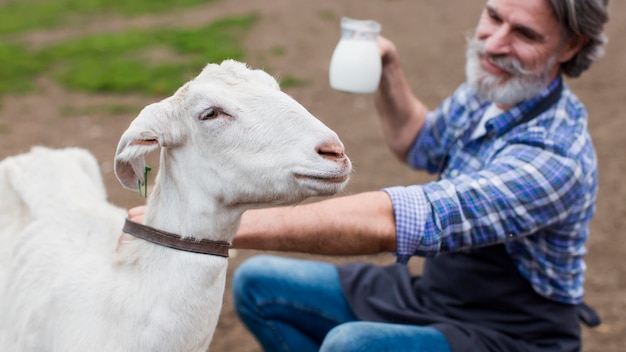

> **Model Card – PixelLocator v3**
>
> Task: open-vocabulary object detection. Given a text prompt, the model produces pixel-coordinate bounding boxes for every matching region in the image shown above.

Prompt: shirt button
[508,233,515,238]
[478,178,487,185]
[450,170,459,177]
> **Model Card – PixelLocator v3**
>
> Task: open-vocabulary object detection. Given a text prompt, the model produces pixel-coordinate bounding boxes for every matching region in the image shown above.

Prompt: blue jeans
[232,255,451,352]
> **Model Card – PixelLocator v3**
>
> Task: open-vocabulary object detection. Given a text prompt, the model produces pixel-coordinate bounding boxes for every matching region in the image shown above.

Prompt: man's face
[466,0,571,107]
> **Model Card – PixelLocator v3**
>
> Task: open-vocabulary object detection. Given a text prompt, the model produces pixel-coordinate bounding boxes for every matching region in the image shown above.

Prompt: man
[130,0,610,350]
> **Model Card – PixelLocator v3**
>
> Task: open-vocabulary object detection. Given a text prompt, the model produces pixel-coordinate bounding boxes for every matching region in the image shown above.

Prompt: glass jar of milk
[329,17,382,94]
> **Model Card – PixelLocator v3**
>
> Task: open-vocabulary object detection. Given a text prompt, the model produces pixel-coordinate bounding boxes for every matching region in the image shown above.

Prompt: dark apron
[338,245,581,352]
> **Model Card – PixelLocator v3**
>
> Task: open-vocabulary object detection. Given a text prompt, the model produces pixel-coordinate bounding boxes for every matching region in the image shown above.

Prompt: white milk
[329,39,382,94]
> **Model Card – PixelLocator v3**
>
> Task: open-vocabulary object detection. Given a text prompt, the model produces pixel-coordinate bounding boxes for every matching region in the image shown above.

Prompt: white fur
[0,60,351,352]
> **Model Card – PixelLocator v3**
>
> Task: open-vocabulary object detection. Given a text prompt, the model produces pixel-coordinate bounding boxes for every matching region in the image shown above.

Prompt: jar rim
[340,17,381,33]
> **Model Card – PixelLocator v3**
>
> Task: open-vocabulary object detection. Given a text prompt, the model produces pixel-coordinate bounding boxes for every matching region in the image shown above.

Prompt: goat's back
[0,147,127,350]
[0,147,121,254]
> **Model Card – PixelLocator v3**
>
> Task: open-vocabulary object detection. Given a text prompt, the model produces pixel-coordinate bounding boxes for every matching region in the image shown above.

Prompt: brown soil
[1,0,624,351]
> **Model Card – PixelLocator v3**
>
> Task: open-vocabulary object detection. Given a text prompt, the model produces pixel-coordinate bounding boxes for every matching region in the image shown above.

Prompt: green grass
[316,9,336,22]
[0,14,257,97]
[0,43,48,94]
[279,75,307,88]
[42,15,257,95]
[0,0,218,34]
[0,0,306,101]
[269,46,286,57]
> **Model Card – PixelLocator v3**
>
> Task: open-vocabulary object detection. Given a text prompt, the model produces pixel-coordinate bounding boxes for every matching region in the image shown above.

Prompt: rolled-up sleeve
[383,185,441,263]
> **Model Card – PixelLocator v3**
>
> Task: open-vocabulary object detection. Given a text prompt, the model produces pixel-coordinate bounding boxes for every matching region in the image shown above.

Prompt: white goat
[0,60,351,351]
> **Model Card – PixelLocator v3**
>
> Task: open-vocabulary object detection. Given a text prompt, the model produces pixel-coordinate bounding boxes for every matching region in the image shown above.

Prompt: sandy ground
[0,0,624,351]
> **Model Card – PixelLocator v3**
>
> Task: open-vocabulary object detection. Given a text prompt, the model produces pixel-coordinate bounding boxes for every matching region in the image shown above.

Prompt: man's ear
[558,35,588,63]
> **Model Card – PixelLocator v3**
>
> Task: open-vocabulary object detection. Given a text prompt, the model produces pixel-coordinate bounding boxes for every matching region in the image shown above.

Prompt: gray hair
[548,0,610,77]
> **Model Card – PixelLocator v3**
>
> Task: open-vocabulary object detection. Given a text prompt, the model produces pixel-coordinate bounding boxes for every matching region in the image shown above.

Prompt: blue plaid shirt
[383,77,597,304]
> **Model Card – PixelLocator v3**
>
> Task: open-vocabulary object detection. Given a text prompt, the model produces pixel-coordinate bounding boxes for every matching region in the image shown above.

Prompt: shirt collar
[483,76,563,137]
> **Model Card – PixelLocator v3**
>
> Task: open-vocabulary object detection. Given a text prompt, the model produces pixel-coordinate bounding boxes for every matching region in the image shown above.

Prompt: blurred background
[0,0,623,350]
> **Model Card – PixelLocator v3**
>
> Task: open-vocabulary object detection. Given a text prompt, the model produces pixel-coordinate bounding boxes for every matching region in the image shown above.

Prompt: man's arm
[374,36,429,162]
[233,191,397,255]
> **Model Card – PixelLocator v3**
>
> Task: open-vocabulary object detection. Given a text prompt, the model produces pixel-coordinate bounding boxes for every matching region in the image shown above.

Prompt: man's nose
[483,25,513,56]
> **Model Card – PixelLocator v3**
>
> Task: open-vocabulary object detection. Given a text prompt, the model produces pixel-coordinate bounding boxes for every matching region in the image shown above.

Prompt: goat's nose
[317,141,346,162]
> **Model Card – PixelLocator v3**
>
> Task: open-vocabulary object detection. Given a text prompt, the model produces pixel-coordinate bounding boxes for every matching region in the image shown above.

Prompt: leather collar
[122,218,230,257]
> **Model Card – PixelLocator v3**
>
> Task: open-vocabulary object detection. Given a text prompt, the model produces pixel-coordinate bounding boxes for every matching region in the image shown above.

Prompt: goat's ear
[114,103,184,191]
[114,131,160,191]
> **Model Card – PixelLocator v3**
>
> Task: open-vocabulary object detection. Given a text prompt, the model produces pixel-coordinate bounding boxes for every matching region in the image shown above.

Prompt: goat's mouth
[294,173,349,184]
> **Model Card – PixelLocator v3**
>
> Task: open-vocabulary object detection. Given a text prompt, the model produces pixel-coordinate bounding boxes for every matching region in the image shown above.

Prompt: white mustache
[467,37,532,76]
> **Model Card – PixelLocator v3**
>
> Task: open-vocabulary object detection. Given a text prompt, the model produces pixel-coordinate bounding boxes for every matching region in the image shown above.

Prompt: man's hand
[128,205,146,223]
[378,35,399,67]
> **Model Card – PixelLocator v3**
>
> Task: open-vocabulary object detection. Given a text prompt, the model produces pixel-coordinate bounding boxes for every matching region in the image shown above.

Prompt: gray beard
[465,37,556,106]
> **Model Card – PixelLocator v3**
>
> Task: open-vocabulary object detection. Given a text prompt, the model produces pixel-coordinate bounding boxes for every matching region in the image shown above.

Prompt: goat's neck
[111,154,237,349]
[142,153,243,244]
[115,166,236,345]
[144,188,241,244]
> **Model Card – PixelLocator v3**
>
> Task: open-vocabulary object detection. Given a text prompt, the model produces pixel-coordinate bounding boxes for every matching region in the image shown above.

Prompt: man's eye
[516,29,541,42]
[487,9,502,23]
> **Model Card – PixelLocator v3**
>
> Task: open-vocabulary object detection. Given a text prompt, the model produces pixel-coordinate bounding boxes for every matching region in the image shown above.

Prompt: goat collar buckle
[122,218,230,257]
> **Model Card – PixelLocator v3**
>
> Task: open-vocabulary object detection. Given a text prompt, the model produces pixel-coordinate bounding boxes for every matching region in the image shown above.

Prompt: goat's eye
[199,108,218,121]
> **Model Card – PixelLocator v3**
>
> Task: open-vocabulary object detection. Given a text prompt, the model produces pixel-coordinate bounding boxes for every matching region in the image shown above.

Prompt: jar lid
[340,17,381,34]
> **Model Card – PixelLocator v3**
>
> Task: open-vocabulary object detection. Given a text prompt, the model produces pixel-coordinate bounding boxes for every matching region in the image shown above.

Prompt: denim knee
[321,322,371,352]
[232,255,277,310]
[320,322,451,352]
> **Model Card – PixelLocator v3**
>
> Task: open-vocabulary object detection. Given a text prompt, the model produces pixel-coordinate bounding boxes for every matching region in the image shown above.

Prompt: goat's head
[114,60,351,209]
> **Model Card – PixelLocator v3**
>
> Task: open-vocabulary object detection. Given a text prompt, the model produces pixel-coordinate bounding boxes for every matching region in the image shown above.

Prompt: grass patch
[317,9,336,21]
[0,14,257,97]
[278,75,308,88]
[0,0,218,35]
[269,46,286,57]
[42,15,257,95]
[0,43,47,94]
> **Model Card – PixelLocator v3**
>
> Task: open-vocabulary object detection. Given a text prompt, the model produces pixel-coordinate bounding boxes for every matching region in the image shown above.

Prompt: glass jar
[329,17,382,94]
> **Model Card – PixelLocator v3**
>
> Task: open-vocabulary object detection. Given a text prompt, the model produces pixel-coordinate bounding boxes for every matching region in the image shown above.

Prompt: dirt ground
[0,0,624,351]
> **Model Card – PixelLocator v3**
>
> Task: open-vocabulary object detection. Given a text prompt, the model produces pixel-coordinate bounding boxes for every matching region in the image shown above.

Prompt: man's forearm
[233,191,397,255]
[374,55,428,162]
